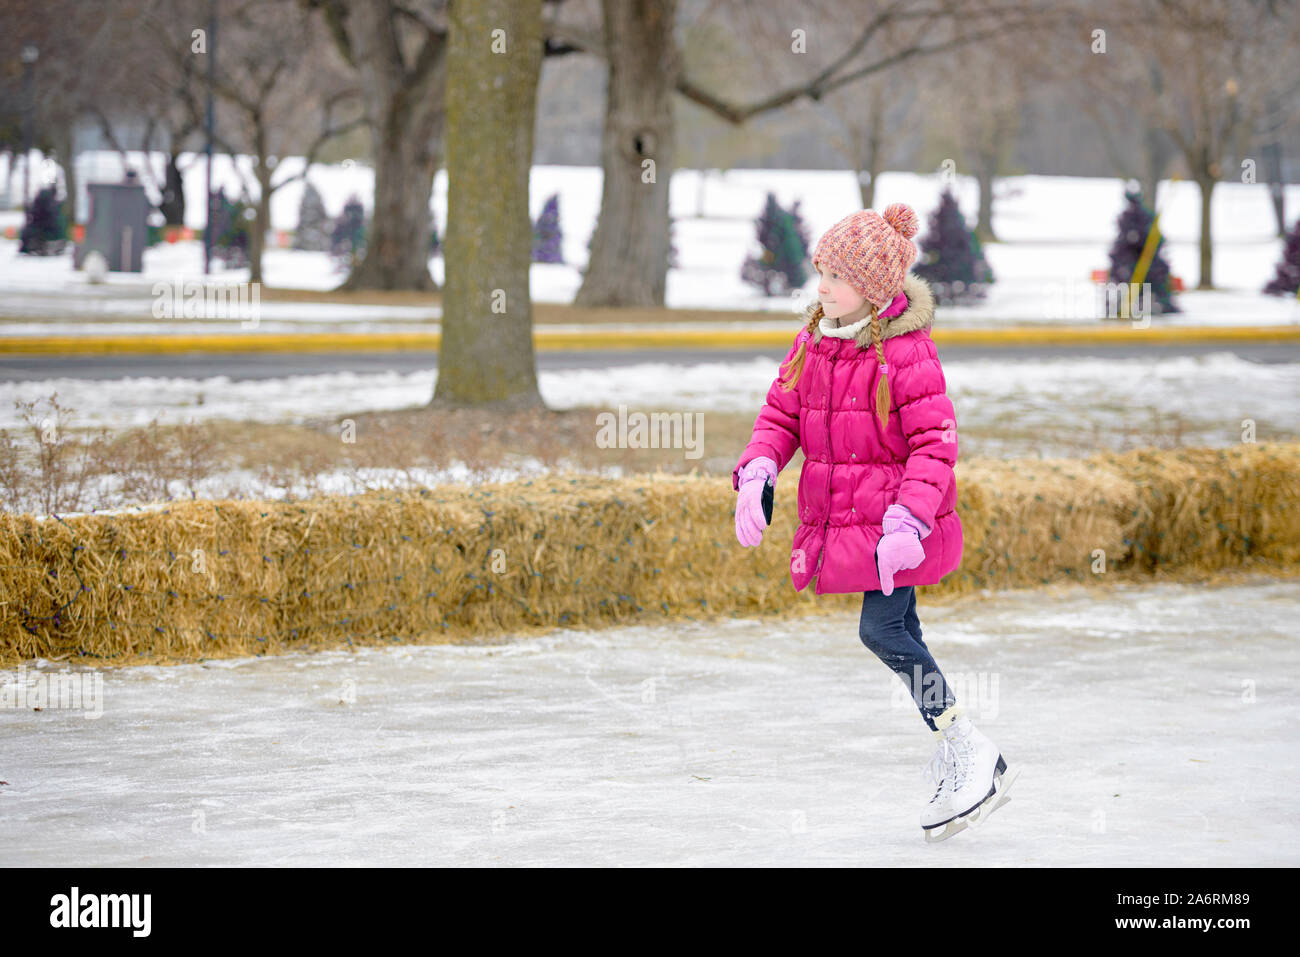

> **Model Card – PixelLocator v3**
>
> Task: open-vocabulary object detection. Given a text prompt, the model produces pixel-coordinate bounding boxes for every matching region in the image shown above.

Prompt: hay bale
[956,452,1138,585]
[2,442,1298,666]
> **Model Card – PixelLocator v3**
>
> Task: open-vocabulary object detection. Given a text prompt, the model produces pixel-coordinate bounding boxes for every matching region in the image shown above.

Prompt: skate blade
[923,818,969,843]
[965,764,1021,828]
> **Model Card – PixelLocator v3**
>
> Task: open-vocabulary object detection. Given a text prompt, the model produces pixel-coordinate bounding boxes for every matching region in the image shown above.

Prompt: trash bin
[75,176,149,272]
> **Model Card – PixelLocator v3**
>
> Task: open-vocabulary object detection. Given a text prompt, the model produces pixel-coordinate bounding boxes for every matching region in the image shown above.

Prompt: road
[2,341,1298,382]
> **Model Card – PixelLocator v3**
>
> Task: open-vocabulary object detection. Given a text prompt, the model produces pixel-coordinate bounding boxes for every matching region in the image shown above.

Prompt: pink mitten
[875,503,930,596]
[735,456,777,547]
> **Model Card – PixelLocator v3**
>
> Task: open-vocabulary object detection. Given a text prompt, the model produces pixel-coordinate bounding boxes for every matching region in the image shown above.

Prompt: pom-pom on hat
[812,202,920,309]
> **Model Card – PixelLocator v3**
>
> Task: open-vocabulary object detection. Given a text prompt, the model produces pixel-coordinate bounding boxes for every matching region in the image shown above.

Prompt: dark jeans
[859,585,955,731]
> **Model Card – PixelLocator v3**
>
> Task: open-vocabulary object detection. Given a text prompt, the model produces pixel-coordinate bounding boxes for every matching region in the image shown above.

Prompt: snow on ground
[0,242,440,333]
[0,317,433,337]
[2,160,1299,330]
[1,576,1295,866]
[13,458,625,522]
[6,351,1297,452]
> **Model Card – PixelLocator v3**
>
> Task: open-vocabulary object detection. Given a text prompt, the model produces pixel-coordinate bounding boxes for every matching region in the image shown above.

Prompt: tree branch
[271,113,368,193]
[678,16,1039,125]
[302,0,357,69]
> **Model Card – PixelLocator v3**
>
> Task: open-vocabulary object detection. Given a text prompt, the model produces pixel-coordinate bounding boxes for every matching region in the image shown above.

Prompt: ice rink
[2,575,1297,866]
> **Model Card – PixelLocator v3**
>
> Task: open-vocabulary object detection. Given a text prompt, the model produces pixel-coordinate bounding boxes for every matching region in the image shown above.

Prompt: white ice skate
[921,712,1019,843]
[919,738,959,839]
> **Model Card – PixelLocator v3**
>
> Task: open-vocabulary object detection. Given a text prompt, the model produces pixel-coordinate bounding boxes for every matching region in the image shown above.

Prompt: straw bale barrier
[2,441,1297,666]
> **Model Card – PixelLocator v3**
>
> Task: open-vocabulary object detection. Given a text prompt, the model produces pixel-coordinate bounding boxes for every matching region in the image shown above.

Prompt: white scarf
[818,313,873,339]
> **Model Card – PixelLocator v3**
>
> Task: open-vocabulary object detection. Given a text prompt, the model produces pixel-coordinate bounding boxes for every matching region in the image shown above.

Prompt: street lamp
[20,44,39,220]
[203,0,217,276]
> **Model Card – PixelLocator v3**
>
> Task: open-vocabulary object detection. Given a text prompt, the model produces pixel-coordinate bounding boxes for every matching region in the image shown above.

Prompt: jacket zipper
[815,350,837,580]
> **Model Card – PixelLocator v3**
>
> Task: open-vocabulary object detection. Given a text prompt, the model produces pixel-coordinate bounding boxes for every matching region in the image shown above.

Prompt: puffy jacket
[731,272,963,594]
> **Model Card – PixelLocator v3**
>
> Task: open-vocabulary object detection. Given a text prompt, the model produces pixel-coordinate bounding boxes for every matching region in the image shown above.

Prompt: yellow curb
[2,325,1299,355]
[933,325,1300,345]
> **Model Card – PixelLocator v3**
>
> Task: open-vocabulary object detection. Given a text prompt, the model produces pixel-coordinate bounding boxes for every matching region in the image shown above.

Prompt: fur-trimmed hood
[805,272,936,349]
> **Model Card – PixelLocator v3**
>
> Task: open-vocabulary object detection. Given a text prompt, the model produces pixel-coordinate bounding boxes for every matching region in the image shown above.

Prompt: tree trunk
[1139,173,1158,214]
[1264,140,1286,236]
[1269,181,1286,237]
[1140,125,1175,211]
[574,0,679,308]
[975,152,997,243]
[1195,172,1215,290]
[339,5,447,293]
[342,106,444,291]
[857,94,885,209]
[431,0,544,410]
[972,95,1017,244]
[857,171,878,210]
[52,122,77,227]
[249,161,272,285]
[857,171,874,210]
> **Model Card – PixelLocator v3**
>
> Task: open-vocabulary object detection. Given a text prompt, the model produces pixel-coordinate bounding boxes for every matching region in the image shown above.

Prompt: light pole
[20,44,39,220]
[203,0,217,276]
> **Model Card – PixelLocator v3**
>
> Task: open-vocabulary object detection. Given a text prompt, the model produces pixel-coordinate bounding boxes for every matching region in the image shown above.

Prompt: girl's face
[816,264,868,321]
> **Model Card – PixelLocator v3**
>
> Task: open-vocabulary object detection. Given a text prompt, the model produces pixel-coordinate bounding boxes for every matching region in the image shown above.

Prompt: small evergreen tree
[913,189,993,305]
[330,194,367,270]
[146,211,165,248]
[1263,217,1300,296]
[1104,187,1179,315]
[293,181,331,252]
[208,189,250,268]
[531,193,563,263]
[19,185,68,255]
[159,157,186,226]
[740,193,811,296]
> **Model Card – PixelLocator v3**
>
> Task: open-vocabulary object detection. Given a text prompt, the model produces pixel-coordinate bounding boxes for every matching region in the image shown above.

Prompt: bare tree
[304,0,450,292]
[911,18,1031,242]
[133,0,236,227]
[573,0,680,308]
[431,0,545,408]
[673,13,787,210]
[1059,0,1300,288]
[197,0,362,284]
[806,8,922,211]
[78,1,206,226]
[549,0,1065,306]
[0,0,121,223]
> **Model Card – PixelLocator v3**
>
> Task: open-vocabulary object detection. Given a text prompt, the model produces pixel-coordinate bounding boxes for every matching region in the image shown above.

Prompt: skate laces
[924,738,956,797]
[944,724,976,790]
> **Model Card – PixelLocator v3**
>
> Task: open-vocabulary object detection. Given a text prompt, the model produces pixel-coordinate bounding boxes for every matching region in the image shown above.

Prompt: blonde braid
[778,301,824,392]
[867,302,891,430]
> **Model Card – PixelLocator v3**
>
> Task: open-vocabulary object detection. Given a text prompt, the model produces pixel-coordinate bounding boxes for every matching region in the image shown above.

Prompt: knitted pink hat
[812,203,920,309]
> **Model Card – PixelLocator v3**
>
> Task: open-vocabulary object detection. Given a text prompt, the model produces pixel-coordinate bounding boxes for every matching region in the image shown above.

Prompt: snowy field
[6,349,1296,442]
[2,155,1299,331]
[5,345,1297,517]
[2,576,1296,866]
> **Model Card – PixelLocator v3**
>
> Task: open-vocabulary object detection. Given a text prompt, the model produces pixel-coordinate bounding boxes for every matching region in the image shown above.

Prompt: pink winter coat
[732,272,963,595]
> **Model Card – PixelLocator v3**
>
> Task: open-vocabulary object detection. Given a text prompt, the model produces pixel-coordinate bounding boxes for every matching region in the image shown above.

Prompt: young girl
[732,203,1017,842]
